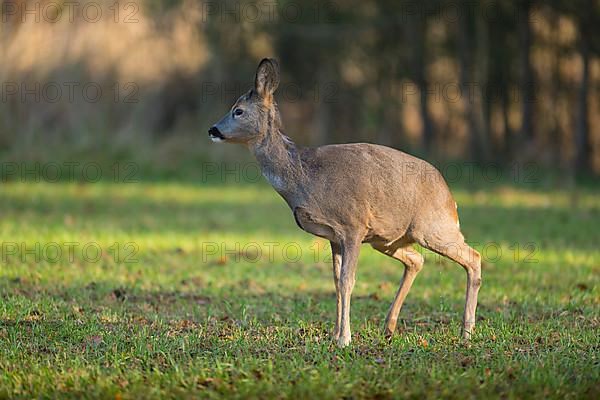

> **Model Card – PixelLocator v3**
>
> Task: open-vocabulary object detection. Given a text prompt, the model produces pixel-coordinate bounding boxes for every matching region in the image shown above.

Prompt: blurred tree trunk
[550,9,563,167]
[502,87,513,160]
[575,11,591,172]
[376,19,403,148]
[518,0,535,143]
[475,8,491,161]
[458,0,487,162]
[312,66,333,146]
[375,88,393,147]
[408,13,432,153]
[491,4,516,163]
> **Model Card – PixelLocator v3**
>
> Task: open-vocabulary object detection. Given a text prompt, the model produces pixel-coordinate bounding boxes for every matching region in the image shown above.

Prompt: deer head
[208,58,281,145]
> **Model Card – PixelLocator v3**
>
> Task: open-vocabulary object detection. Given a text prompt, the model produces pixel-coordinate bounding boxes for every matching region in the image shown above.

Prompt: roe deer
[208,58,482,347]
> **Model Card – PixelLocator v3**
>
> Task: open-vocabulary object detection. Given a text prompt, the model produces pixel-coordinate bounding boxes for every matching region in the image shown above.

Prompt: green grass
[0,179,599,399]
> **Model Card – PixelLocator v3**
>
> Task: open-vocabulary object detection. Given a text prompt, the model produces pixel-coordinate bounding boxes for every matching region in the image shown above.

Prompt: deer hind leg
[418,233,481,339]
[372,243,424,337]
[330,242,342,340]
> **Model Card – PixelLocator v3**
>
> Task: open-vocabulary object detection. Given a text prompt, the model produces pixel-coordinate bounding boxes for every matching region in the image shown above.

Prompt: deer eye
[233,108,244,117]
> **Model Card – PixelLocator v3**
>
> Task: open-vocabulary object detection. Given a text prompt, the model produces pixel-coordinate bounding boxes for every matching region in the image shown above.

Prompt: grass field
[0,177,599,399]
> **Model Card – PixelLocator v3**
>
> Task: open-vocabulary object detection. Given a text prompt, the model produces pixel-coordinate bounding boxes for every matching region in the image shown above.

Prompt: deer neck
[249,129,305,196]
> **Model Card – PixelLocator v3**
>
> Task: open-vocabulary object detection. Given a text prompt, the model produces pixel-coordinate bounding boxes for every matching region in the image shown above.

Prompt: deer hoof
[336,335,351,348]
[332,330,340,341]
[384,328,395,339]
[384,320,397,338]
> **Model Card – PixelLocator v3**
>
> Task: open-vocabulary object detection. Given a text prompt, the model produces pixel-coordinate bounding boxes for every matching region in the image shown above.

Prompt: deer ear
[255,58,280,99]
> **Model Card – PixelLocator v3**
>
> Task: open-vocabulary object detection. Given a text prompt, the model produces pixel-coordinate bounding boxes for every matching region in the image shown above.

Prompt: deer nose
[208,126,225,141]
[208,126,220,137]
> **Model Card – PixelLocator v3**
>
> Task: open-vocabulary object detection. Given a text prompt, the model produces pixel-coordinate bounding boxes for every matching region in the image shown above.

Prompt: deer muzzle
[208,126,225,142]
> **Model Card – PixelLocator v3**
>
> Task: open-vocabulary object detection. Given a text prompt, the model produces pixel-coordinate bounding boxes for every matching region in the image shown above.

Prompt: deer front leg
[330,242,342,340]
[337,239,361,347]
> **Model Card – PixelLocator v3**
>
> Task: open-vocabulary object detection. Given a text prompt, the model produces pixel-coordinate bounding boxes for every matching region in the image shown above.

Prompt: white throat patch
[263,171,285,191]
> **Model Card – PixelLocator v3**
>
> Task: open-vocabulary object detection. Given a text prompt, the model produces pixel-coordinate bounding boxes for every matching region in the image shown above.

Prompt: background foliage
[0,0,599,174]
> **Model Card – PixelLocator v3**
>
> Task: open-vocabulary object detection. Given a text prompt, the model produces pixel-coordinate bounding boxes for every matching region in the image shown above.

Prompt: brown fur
[209,59,482,347]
